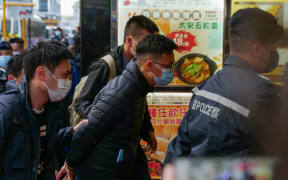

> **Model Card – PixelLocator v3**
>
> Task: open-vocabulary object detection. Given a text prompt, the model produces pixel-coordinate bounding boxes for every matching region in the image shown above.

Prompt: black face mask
[264,50,279,73]
[260,50,279,73]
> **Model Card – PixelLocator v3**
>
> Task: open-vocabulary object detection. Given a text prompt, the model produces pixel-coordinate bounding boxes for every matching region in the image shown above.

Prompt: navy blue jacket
[165,55,279,163]
[0,78,73,180]
[0,69,6,94]
[67,61,153,180]
[74,46,154,141]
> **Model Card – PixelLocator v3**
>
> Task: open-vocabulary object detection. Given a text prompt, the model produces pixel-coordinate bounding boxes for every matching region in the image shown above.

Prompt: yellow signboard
[141,93,192,178]
[118,0,225,88]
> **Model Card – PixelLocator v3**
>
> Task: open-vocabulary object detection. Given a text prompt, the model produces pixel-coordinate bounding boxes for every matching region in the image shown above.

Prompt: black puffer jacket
[67,61,153,180]
[75,45,153,142]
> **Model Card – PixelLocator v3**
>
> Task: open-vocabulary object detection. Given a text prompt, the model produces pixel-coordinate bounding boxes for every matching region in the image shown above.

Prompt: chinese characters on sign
[148,106,188,125]
[118,0,224,87]
[178,21,219,30]
[144,93,192,177]
[147,93,192,125]
[121,0,223,10]
[167,31,197,53]
[6,0,34,19]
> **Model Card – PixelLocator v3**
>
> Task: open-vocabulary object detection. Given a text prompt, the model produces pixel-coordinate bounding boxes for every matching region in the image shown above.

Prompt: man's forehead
[55,59,71,72]
[11,43,20,47]
[160,53,175,63]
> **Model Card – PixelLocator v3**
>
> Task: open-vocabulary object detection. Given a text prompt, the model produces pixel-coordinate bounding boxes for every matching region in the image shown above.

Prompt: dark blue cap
[229,8,284,43]
[0,41,12,50]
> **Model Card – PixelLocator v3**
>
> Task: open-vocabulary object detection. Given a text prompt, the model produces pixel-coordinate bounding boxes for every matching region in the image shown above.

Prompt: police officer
[164,8,284,163]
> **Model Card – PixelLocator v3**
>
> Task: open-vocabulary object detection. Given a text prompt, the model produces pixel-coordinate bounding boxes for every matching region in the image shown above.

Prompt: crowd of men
[0,7,287,180]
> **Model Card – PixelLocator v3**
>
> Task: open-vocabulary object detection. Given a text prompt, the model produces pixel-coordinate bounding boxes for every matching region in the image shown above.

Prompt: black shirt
[34,111,47,180]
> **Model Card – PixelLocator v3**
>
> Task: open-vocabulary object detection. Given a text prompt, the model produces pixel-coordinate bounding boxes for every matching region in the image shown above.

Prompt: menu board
[141,93,192,178]
[118,0,225,88]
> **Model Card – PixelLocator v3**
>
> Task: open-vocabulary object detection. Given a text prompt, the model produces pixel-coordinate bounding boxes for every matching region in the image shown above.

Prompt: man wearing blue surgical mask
[9,37,25,56]
[0,41,86,180]
[0,41,12,93]
[52,27,63,42]
[58,34,178,180]
[73,15,159,180]
[0,41,13,69]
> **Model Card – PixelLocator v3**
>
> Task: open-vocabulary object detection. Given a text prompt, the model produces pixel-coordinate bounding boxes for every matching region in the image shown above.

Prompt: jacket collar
[18,77,62,111]
[0,69,6,81]
[111,45,124,75]
[18,77,29,101]
[124,60,153,96]
[224,55,257,73]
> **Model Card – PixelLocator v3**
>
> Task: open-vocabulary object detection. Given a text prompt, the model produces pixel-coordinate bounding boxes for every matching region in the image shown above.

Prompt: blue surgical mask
[13,51,21,56]
[154,68,174,86]
[55,31,61,36]
[0,56,11,68]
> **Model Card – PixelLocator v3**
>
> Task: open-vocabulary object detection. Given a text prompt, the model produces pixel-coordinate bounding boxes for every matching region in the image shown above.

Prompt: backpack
[69,54,116,127]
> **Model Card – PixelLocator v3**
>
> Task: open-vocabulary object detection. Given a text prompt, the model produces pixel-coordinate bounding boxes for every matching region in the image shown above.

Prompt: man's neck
[230,52,261,72]
[137,62,155,87]
[29,80,49,110]
[123,44,133,62]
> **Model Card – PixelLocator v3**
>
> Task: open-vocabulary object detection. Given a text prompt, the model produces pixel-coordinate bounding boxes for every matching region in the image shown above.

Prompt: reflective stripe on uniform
[192,87,250,117]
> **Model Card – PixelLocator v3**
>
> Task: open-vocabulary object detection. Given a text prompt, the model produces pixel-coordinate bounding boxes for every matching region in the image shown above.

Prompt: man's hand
[147,131,157,153]
[57,163,75,180]
[72,119,88,134]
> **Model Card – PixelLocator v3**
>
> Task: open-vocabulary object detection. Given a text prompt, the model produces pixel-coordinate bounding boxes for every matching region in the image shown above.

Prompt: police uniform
[165,55,279,163]
[164,8,284,163]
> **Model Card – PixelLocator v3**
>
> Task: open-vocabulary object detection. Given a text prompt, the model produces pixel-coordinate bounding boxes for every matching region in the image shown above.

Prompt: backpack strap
[102,54,116,81]
[69,54,116,127]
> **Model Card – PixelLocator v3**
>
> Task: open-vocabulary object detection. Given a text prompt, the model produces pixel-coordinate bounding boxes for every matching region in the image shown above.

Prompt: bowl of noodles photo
[176,53,217,85]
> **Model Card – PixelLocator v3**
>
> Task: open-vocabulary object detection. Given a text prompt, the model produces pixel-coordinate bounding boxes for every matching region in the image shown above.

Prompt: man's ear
[251,43,261,57]
[35,66,47,81]
[125,35,133,49]
[145,59,153,73]
[7,74,16,81]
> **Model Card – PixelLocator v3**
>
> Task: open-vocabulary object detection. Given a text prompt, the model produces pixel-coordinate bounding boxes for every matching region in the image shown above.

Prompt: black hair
[6,55,23,78]
[0,41,12,51]
[23,41,73,81]
[136,34,177,60]
[9,37,24,48]
[229,30,253,53]
[123,15,159,42]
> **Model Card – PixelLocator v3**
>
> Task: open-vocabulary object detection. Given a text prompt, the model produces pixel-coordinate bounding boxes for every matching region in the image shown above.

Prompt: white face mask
[43,68,72,102]
[33,107,45,114]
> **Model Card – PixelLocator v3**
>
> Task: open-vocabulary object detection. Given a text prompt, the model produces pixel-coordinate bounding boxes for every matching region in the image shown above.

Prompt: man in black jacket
[0,41,86,180]
[74,15,159,179]
[58,34,177,180]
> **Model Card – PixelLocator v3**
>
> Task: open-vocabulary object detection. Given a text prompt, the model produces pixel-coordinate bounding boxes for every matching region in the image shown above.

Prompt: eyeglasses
[152,61,176,72]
